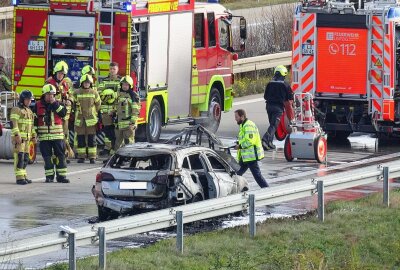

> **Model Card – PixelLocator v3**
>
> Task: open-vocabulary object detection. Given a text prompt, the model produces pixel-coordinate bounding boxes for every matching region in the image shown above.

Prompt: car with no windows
[92,143,248,221]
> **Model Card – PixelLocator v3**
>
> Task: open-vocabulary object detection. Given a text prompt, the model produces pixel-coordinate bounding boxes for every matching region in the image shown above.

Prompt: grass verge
[46,189,400,270]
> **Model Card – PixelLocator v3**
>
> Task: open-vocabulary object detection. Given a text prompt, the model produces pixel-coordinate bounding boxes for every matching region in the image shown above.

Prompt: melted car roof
[116,143,213,157]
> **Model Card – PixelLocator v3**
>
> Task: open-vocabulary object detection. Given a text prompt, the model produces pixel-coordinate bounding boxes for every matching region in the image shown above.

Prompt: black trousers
[39,139,67,180]
[263,104,284,144]
[237,160,269,188]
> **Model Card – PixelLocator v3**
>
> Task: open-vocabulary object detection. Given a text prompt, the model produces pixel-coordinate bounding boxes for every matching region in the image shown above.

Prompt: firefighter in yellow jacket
[99,88,117,155]
[10,90,36,185]
[114,75,140,151]
[73,74,101,163]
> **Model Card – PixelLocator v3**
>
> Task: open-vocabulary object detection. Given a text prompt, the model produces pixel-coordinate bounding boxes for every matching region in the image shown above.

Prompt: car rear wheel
[98,206,119,222]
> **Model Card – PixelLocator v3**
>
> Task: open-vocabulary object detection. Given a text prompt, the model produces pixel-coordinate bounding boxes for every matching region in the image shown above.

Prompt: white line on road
[233,98,264,106]
[31,167,101,182]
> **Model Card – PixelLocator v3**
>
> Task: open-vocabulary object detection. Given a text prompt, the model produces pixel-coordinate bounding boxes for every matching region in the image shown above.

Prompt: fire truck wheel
[284,136,294,162]
[314,135,327,163]
[146,99,162,143]
[28,141,36,164]
[205,89,222,133]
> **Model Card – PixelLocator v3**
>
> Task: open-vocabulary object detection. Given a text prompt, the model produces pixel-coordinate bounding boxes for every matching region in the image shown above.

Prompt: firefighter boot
[89,158,96,164]
[77,158,85,163]
[56,177,70,183]
[45,177,54,183]
[16,179,29,185]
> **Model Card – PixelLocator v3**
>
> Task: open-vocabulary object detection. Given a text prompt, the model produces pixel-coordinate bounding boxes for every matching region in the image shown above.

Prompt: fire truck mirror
[239,17,247,40]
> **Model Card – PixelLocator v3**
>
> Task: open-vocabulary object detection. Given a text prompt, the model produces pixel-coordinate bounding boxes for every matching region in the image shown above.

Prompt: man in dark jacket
[262,65,293,150]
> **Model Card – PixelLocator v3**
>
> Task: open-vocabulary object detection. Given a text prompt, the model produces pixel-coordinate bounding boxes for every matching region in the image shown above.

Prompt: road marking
[233,98,264,106]
[31,167,101,182]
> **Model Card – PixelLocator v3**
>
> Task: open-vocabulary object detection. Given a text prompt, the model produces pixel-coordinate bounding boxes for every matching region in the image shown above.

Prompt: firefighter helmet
[100,88,117,105]
[274,65,288,77]
[120,75,134,89]
[42,84,56,95]
[80,74,94,86]
[19,90,33,104]
[82,65,95,76]
[53,61,69,75]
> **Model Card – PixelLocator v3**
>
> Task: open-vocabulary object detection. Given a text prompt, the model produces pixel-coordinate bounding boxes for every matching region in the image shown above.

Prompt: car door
[204,152,236,197]
[187,153,219,199]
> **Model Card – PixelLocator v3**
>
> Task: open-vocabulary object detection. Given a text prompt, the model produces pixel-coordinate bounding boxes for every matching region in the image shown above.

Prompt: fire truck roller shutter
[49,15,95,36]
[167,12,193,118]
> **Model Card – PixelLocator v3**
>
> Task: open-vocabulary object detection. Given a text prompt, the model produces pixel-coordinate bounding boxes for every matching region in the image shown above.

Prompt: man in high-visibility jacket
[234,109,269,188]
[114,75,140,151]
[10,90,36,185]
[35,84,69,183]
[46,61,74,159]
[73,74,101,163]
[0,56,11,92]
[99,88,117,155]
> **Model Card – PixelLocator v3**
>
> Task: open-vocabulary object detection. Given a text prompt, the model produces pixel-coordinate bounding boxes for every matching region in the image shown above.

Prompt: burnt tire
[146,99,162,143]
[284,136,294,162]
[98,206,119,222]
[314,135,327,163]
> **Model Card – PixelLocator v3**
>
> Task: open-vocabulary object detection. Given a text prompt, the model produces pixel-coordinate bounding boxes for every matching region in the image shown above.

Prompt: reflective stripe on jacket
[237,119,264,163]
[116,91,140,129]
[73,88,101,127]
[10,106,35,140]
[35,100,66,141]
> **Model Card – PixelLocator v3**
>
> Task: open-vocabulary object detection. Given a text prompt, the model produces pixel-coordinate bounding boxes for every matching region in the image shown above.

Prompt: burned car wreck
[92,141,248,221]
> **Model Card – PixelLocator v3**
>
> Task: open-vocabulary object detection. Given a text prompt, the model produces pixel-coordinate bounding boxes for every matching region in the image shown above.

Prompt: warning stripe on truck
[15,19,47,95]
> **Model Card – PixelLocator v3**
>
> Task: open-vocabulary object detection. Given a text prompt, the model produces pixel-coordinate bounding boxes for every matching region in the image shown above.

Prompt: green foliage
[45,189,400,270]
[233,76,270,97]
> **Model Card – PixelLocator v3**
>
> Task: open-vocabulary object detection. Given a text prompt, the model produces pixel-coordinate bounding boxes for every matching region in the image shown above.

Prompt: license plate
[302,44,314,55]
[119,181,147,190]
[28,40,45,52]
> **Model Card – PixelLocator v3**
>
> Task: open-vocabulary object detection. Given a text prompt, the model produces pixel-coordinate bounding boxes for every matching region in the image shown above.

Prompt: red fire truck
[11,0,247,142]
[292,0,400,139]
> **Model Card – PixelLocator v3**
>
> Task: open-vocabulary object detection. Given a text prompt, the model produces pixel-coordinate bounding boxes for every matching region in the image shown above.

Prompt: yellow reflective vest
[237,119,264,163]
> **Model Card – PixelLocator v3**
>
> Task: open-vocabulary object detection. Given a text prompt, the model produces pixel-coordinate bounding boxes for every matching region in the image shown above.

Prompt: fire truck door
[217,18,232,90]
[167,12,192,118]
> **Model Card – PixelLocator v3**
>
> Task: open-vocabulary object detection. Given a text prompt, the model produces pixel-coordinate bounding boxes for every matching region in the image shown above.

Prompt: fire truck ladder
[96,0,116,79]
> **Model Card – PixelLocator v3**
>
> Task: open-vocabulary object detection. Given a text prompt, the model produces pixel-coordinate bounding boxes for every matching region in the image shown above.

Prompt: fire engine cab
[11,0,247,142]
[292,0,400,139]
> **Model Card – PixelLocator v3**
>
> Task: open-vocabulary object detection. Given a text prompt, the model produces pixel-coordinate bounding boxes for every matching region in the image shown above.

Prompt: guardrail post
[98,227,106,270]
[68,233,76,270]
[317,181,324,222]
[383,166,390,207]
[176,211,183,253]
[249,194,256,238]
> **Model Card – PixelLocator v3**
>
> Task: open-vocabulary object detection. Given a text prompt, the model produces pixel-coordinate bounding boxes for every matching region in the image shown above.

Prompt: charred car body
[92,142,248,220]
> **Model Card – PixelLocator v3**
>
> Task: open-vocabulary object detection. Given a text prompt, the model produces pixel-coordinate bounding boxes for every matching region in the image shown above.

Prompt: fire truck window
[194,14,205,48]
[208,13,216,47]
[218,20,230,50]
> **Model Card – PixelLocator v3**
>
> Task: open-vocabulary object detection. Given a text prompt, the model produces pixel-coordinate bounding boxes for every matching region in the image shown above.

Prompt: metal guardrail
[0,157,399,268]
[0,7,13,20]
[233,51,292,74]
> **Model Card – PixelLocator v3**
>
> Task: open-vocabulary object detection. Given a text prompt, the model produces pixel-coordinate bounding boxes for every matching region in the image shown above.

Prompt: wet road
[1,94,400,268]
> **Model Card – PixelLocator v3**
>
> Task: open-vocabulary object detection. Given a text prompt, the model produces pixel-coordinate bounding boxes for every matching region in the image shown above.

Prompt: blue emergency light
[208,0,219,2]
[387,7,400,18]
[11,0,19,6]
[122,1,132,12]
